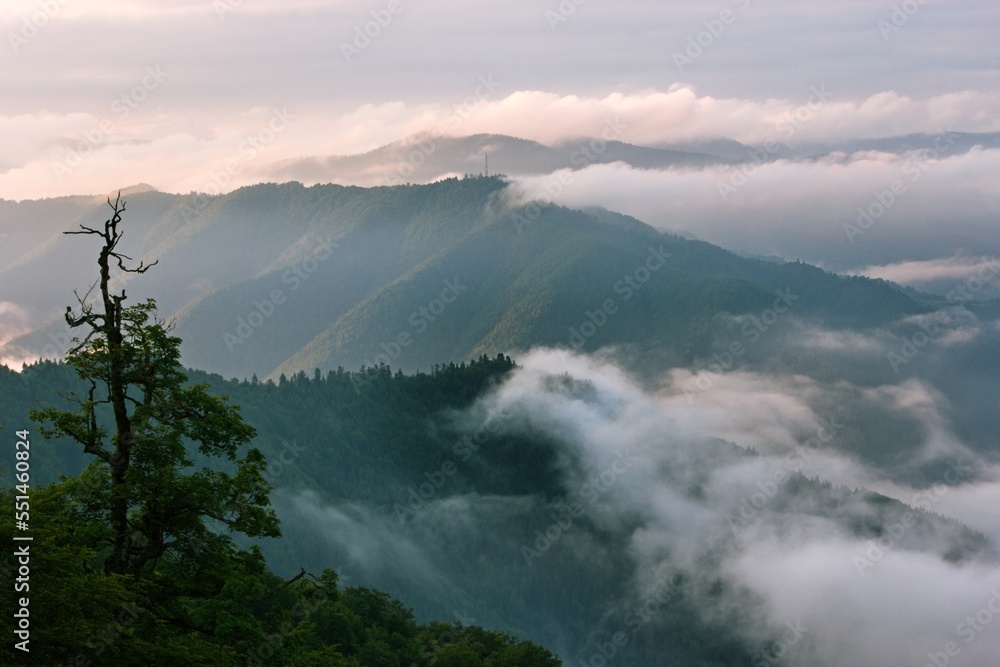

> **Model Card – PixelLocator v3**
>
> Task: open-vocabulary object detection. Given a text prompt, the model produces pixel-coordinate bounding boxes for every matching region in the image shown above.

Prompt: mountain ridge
[2,177,924,380]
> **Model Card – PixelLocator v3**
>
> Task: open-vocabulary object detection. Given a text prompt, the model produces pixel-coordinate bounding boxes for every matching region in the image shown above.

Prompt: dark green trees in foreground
[0,196,561,666]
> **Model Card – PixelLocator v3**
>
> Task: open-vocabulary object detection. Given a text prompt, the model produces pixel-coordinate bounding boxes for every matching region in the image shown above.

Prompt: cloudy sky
[2,0,999,202]
[4,6,1000,661]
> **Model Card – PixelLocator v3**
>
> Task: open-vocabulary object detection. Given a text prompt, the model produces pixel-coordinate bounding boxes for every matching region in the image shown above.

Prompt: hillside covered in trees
[2,176,930,382]
[0,199,560,666]
[3,353,992,666]
[3,186,998,665]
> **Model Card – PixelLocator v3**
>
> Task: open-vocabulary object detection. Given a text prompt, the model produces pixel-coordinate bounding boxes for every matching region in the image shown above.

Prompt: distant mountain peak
[93,183,159,202]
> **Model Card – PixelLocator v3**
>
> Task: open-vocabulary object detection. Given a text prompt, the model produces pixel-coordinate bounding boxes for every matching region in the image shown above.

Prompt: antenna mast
[485,153,489,177]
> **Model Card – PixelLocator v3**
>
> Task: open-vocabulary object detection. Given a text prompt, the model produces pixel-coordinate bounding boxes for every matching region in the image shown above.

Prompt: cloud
[855,253,1000,291]
[0,300,31,337]
[786,326,886,354]
[933,473,1000,547]
[861,379,980,465]
[447,88,1000,146]
[512,146,1000,270]
[3,0,999,204]
[258,344,1000,664]
[1,0,347,21]
[463,348,1000,666]
[860,254,1000,286]
[728,537,1000,667]
[0,301,36,369]
[4,87,1000,202]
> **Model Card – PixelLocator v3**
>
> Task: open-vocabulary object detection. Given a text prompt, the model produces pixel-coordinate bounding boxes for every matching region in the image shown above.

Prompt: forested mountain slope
[2,357,990,665]
[2,177,923,381]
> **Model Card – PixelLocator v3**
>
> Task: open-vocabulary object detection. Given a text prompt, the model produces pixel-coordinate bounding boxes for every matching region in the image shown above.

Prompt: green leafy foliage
[28,197,279,577]
[0,197,560,665]
[0,482,559,665]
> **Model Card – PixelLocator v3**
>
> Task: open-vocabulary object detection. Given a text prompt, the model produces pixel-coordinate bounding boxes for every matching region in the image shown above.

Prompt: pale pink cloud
[3,87,1000,200]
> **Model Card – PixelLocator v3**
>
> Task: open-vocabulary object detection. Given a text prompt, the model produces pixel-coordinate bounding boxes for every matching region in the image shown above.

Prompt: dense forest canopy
[2,184,998,666]
[0,198,561,666]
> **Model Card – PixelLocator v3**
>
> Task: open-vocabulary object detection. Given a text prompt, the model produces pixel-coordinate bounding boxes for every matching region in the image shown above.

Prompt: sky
[4,5,1000,661]
[2,0,999,201]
